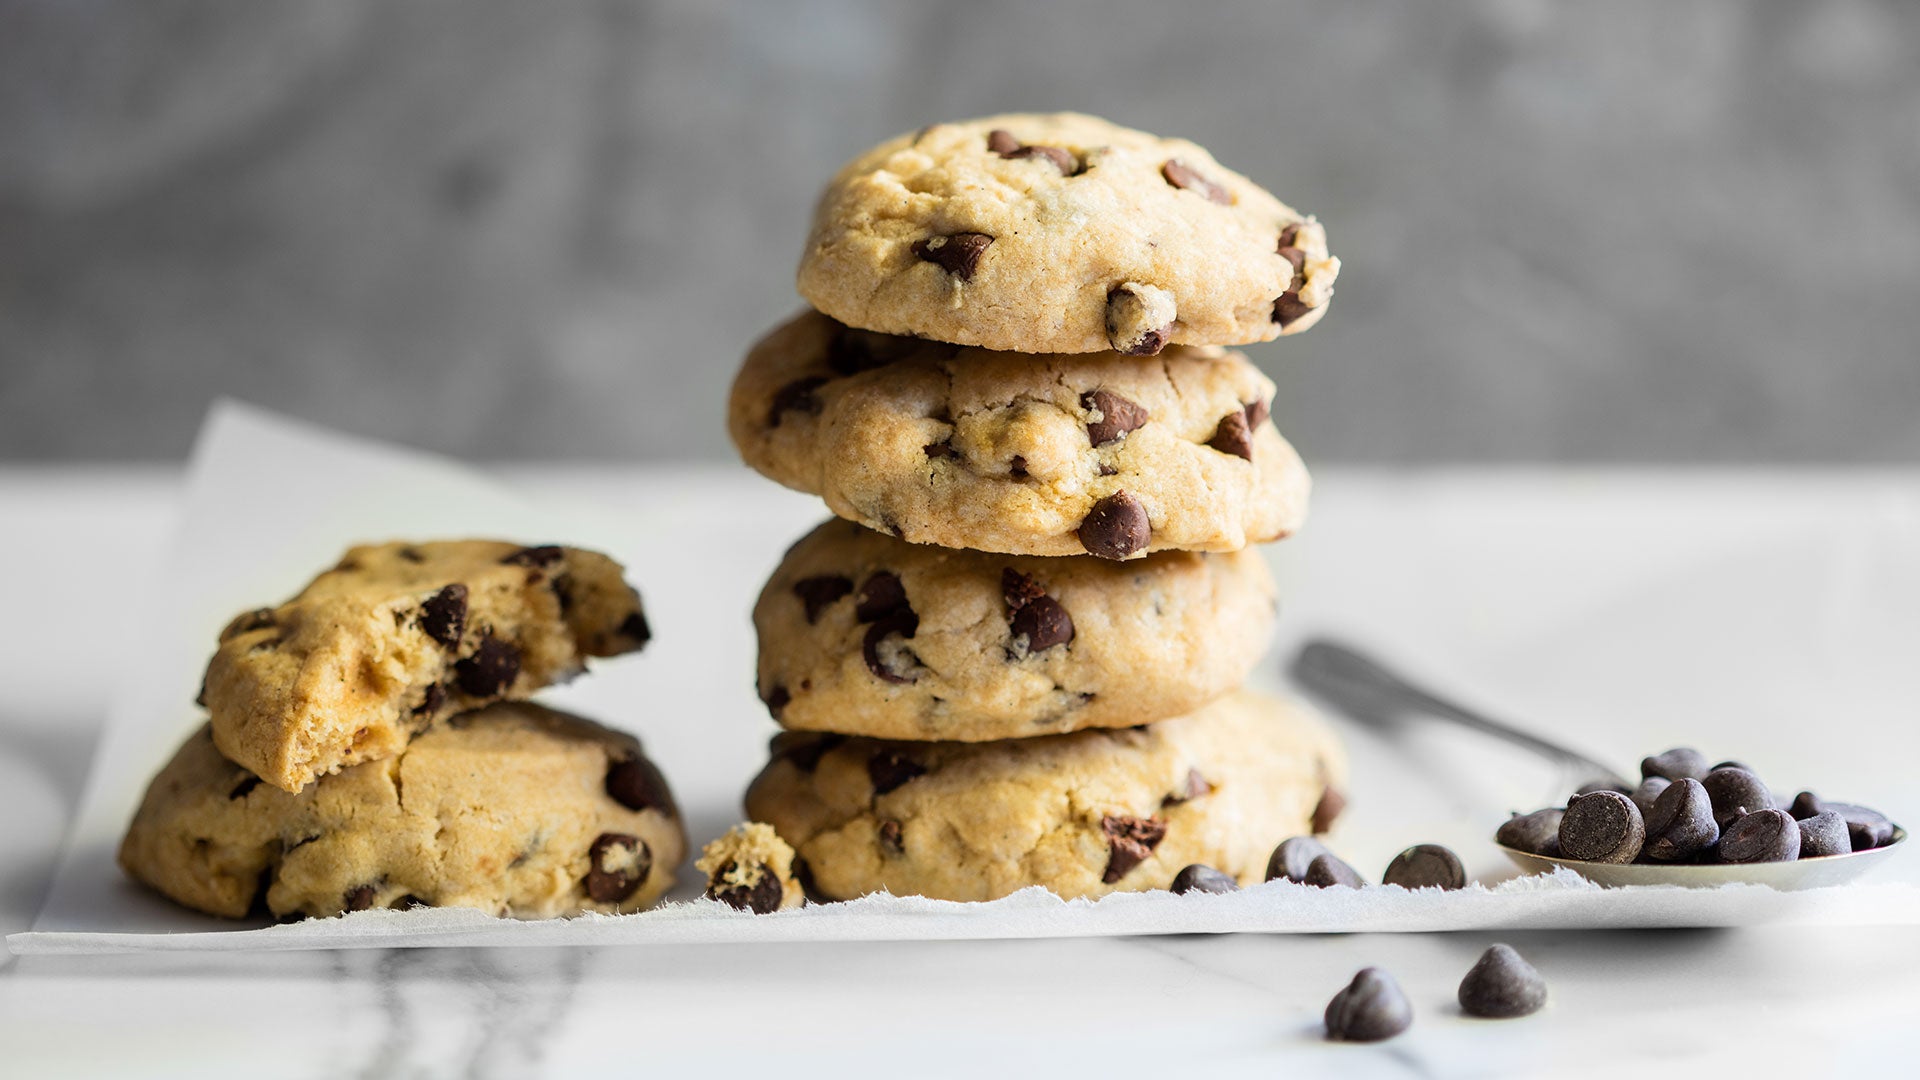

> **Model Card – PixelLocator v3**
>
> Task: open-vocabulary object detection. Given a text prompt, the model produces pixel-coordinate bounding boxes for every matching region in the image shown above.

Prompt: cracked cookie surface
[728,310,1311,558]
[744,691,1345,902]
[757,518,1278,741]
[204,539,650,793]
[120,701,685,920]
[797,112,1338,354]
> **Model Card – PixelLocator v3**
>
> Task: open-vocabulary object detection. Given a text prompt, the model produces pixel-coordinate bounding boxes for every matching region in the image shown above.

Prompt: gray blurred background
[2,0,1917,464]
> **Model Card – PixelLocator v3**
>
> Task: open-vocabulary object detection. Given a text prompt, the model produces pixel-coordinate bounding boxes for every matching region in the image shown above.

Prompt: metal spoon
[1288,638,1904,890]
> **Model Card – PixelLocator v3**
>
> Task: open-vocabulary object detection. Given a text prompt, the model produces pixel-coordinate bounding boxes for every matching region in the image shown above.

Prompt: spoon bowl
[1498,828,1906,890]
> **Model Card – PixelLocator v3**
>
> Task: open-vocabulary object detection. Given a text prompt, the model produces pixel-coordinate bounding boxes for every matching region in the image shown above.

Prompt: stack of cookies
[727,113,1350,903]
[120,540,686,921]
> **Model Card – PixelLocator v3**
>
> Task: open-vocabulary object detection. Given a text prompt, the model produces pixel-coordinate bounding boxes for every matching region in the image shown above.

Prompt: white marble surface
[4,467,1919,1077]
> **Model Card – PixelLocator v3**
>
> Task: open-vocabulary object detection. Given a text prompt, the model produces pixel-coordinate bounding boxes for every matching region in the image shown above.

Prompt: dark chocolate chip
[1278,245,1307,292]
[617,610,651,646]
[418,583,468,648]
[1097,463,1118,477]
[228,775,260,800]
[1009,594,1074,652]
[605,755,673,814]
[1278,223,1302,249]
[1718,808,1801,863]
[1100,814,1168,883]
[1266,836,1331,882]
[585,832,651,903]
[911,232,993,280]
[1789,790,1824,819]
[777,733,844,773]
[1078,491,1151,561]
[924,439,959,459]
[1710,760,1754,774]
[708,861,785,914]
[1382,844,1466,890]
[761,683,791,717]
[868,749,926,795]
[1631,776,1672,818]
[397,546,426,563]
[1105,286,1171,356]
[1161,159,1231,205]
[986,129,1018,154]
[1272,292,1314,327]
[1081,389,1149,447]
[861,610,921,683]
[1009,144,1075,173]
[1575,778,1633,797]
[768,376,829,428]
[827,325,912,375]
[1643,777,1720,862]
[1325,968,1412,1043]
[1009,455,1029,479]
[453,637,521,697]
[1001,568,1045,610]
[878,819,905,855]
[1797,810,1853,858]
[1701,767,1774,829]
[1641,747,1710,782]
[343,884,376,912]
[792,575,854,624]
[1495,809,1564,857]
[1175,768,1212,803]
[1170,864,1240,895]
[1558,790,1645,863]
[1458,944,1548,1019]
[1207,410,1254,461]
[550,573,574,614]
[1244,397,1271,429]
[855,571,909,622]
[1824,801,1896,850]
[1312,786,1347,835]
[413,683,446,717]
[501,545,564,568]
[1303,852,1367,888]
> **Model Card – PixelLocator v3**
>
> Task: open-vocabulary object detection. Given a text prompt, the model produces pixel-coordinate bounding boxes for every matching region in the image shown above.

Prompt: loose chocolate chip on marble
[792,575,854,623]
[1458,944,1548,1019]
[1575,779,1633,797]
[709,861,785,914]
[1100,814,1168,883]
[1161,159,1232,205]
[1207,410,1254,461]
[1702,767,1774,829]
[1272,292,1314,327]
[868,749,926,795]
[618,611,651,646]
[1643,777,1720,862]
[1797,810,1853,858]
[605,755,673,814]
[585,832,652,903]
[1244,397,1271,429]
[861,610,921,683]
[1078,491,1151,561]
[1718,808,1802,863]
[1325,968,1413,1043]
[878,819,905,855]
[778,733,844,773]
[911,232,994,280]
[344,884,376,912]
[502,545,564,568]
[1171,864,1240,895]
[1304,852,1367,889]
[854,571,909,622]
[1312,786,1348,835]
[1267,836,1331,882]
[1082,389,1150,447]
[1641,747,1710,782]
[1558,791,1645,863]
[412,683,446,717]
[1382,844,1466,890]
[454,637,521,697]
[229,775,260,800]
[1631,776,1672,818]
[768,376,830,427]
[1495,809,1564,857]
[418,583,468,648]
[1010,595,1074,652]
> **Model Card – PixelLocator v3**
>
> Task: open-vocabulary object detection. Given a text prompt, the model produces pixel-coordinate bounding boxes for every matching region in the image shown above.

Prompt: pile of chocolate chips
[1496,747,1898,865]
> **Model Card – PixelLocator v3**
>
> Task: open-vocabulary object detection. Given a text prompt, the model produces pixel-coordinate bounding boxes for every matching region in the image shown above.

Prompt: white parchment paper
[11,403,1919,955]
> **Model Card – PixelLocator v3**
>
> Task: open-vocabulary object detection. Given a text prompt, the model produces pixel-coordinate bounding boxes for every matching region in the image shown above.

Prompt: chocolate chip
[453,637,521,697]
[1558,790,1645,863]
[1161,159,1231,205]
[605,755,673,814]
[827,325,911,375]
[1170,864,1240,895]
[617,610,651,646]
[792,575,854,623]
[1008,454,1029,479]
[585,832,651,902]
[550,573,574,614]
[1717,808,1801,863]
[1100,814,1168,883]
[1267,836,1331,882]
[1207,410,1254,461]
[1278,244,1307,292]
[768,376,829,427]
[1272,292,1314,327]
[1081,389,1149,447]
[868,749,925,795]
[1789,791,1824,819]
[761,683,791,717]
[1641,747,1710,782]
[878,819,905,855]
[1382,844,1466,890]
[986,129,1019,155]
[1458,944,1548,1019]
[413,683,446,717]
[418,583,468,648]
[861,610,921,683]
[1244,397,1270,429]
[501,545,564,568]
[1177,768,1213,803]
[1078,491,1150,560]
[1278,223,1302,249]
[1643,777,1720,862]
[1575,779,1633,797]
[1304,852,1366,888]
[1710,760,1754,774]
[344,884,376,912]
[1312,786,1347,834]
[1631,776,1672,818]
[1010,145,1075,173]
[1325,968,1413,1043]
[1097,463,1118,477]
[911,232,993,280]
[1104,285,1173,356]
[924,439,959,459]
[1495,809,1564,856]
[1701,767,1774,829]
[1009,596,1074,652]
[1816,801,1897,850]
[708,861,785,914]
[229,775,260,800]
[854,572,909,622]
[390,894,430,910]
[779,733,844,773]
[1797,810,1853,858]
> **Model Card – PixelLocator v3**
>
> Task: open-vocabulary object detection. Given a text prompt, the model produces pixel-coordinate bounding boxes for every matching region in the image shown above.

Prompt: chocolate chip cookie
[120,701,684,920]
[203,540,649,793]
[697,822,805,913]
[728,310,1310,559]
[756,518,1278,741]
[743,691,1344,902]
[797,112,1338,353]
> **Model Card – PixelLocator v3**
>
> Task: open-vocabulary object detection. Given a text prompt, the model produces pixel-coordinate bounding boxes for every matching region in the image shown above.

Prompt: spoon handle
[1290,639,1631,788]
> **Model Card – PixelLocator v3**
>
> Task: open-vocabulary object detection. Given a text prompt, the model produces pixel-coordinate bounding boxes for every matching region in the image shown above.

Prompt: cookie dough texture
[120,702,685,920]
[797,112,1339,354]
[205,540,649,793]
[697,822,806,913]
[744,691,1344,902]
[728,310,1311,558]
[756,518,1278,741]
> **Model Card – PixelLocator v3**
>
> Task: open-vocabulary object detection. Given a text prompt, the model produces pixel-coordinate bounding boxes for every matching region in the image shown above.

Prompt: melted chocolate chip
[780,733,845,773]
[1312,786,1348,834]
[1208,410,1254,461]
[1008,455,1029,479]
[792,575,854,623]
[229,775,260,800]
[454,637,521,697]
[550,573,574,614]
[1161,159,1231,205]
[924,439,959,459]
[1097,463,1118,477]
[762,683,791,716]
[911,233,993,280]
[501,545,564,568]
[708,861,785,914]
[1278,245,1307,292]
[1278,223,1302,249]
[1244,397,1270,429]
[1100,814,1168,883]
[827,325,911,375]
[854,572,909,622]
[1078,491,1151,560]
[768,376,829,428]
[605,755,673,814]
[878,819,905,854]
[1010,596,1074,652]
[1001,568,1047,610]
[585,833,651,903]
[1273,292,1314,327]
[618,611,651,646]
[418,583,468,648]
[868,749,926,795]
[412,683,446,717]
[862,610,921,683]
[988,128,1076,173]
[343,884,376,912]
[1082,389,1149,447]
